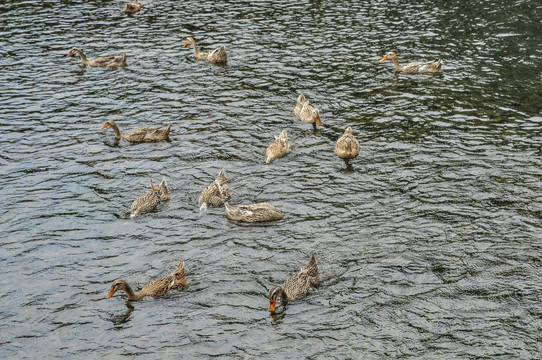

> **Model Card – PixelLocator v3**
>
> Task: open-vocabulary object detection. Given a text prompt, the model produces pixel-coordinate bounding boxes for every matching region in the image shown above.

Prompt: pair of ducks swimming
[66,37,227,67]
[107,253,319,314]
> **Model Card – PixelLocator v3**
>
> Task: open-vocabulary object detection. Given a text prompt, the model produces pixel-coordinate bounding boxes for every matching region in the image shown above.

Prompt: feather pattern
[66,47,126,67]
[199,169,231,211]
[131,179,170,217]
[100,120,171,142]
[380,52,442,73]
[335,126,360,160]
[265,130,290,164]
[224,202,283,222]
[183,37,228,64]
[268,254,319,312]
[106,261,186,301]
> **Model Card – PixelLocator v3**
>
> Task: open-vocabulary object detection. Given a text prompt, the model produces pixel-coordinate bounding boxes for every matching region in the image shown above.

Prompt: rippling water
[1,0,542,358]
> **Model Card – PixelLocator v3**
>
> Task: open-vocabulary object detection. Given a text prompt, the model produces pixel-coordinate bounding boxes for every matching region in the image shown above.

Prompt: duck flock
[67,1,443,312]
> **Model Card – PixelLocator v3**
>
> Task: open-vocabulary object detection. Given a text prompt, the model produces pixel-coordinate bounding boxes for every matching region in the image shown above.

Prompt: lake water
[1,0,542,358]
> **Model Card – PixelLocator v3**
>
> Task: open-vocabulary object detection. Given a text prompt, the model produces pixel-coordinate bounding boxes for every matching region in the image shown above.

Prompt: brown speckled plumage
[131,179,170,217]
[380,52,442,73]
[183,37,228,64]
[106,261,186,301]
[124,0,143,16]
[199,169,231,211]
[265,130,290,164]
[268,254,319,312]
[66,47,126,67]
[335,126,360,160]
[100,120,171,142]
[292,93,322,126]
[224,202,283,222]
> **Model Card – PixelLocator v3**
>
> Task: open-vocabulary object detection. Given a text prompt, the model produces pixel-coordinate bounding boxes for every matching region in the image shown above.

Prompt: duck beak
[379,55,388,63]
[315,115,322,126]
[100,123,109,129]
[106,288,116,299]
[183,41,189,48]
[268,299,276,312]
[66,52,74,57]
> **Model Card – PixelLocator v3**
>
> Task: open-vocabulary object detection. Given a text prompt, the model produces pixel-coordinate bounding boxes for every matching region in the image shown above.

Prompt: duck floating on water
[266,129,290,164]
[268,254,319,312]
[124,0,143,16]
[183,37,228,64]
[292,93,322,127]
[224,202,283,222]
[131,179,170,218]
[335,126,360,160]
[379,52,442,73]
[100,120,171,143]
[199,169,231,212]
[106,261,186,301]
[66,47,126,67]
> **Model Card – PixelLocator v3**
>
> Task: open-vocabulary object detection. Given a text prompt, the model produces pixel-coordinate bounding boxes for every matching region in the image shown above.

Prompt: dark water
[1,0,542,358]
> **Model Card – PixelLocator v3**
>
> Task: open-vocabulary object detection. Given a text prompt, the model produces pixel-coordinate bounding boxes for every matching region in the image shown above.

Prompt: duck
[100,120,171,142]
[335,126,360,160]
[124,0,143,16]
[131,179,170,218]
[379,52,442,73]
[106,261,186,301]
[268,254,319,312]
[265,129,290,164]
[66,47,126,67]
[224,202,283,222]
[199,169,231,212]
[292,93,322,126]
[183,37,228,64]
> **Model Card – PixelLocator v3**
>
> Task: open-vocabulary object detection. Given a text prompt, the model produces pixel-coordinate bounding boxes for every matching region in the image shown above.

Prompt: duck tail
[174,261,187,288]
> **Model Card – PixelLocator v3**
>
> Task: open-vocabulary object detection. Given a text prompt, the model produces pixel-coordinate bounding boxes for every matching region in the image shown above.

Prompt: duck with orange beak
[379,51,442,73]
[268,254,319,312]
[292,93,322,127]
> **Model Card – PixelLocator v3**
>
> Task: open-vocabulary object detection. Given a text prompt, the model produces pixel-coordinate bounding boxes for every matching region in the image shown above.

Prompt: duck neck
[122,283,143,301]
[190,41,201,58]
[109,122,122,139]
[277,287,288,304]
[391,56,402,71]
[77,51,89,65]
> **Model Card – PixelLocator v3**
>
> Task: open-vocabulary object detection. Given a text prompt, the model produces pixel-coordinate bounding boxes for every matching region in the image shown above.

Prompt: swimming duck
[379,52,442,73]
[100,120,171,142]
[199,169,231,212]
[66,47,126,67]
[183,37,228,64]
[131,179,170,218]
[292,94,322,126]
[224,202,283,222]
[268,254,319,312]
[124,0,143,15]
[335,126,360,160]
[266,129,290,164]
[106,261,186,301]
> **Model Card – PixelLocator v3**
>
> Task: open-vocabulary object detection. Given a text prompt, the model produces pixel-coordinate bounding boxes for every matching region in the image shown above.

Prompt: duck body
[183,37,228,64]
[131,179,170,218]
[124,0,143,15]
[268,254,319,312]
[100,120,171,142]
[380,52,442,73]
[293,93,322,126]
[106,261,186,301]
[335,126,360,160]
[266,129,290,164]
[67,47,126,67]
[225,202,283,222]
[199,169,231,211]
